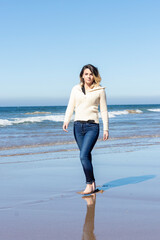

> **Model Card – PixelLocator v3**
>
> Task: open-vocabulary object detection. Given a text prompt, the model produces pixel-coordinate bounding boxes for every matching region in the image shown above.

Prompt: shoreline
[0,133,160,158]
[0,132,160,150]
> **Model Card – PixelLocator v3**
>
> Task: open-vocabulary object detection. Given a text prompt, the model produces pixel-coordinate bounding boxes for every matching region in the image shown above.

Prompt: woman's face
[82,68,94,86]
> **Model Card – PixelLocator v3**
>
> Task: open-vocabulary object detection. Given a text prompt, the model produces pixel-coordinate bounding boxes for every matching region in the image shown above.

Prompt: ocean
[0,104,160,158]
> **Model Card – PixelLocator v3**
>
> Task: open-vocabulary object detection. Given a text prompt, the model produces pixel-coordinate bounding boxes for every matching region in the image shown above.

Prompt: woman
[63,64,109,195]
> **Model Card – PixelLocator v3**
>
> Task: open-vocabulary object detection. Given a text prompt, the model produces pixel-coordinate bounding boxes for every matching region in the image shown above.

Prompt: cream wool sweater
[64,84,109,131]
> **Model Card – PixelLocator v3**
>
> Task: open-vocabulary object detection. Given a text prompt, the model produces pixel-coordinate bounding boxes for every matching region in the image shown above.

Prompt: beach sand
[0,144,160,240]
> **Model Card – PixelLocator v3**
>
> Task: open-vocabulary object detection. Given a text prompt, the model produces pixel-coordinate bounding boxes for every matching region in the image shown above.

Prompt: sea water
[0,104,160,157]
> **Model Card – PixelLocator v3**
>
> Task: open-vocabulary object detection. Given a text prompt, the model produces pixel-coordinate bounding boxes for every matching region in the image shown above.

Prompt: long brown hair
[79,64,101,89]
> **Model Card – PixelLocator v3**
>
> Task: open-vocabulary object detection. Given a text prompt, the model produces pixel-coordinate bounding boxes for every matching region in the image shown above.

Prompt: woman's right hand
[63,122,69,132]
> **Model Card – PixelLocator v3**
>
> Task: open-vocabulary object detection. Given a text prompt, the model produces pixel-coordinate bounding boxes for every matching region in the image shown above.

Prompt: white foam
[0,115,66,127]
[0,109,144,126]
[0,119,13,126]
[148,108,160,112]
[107,109,142,118]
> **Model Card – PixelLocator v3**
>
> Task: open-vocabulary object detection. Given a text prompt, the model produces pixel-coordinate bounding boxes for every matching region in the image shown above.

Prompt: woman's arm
[63,87,75,132]
[99,89,109,140]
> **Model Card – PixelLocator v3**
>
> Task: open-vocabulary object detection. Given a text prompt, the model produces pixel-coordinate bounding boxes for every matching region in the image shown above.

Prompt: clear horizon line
[0,103,160,108]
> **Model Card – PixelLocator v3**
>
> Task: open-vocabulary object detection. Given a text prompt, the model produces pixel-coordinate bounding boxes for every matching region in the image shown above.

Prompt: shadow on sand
[97,174,156,192]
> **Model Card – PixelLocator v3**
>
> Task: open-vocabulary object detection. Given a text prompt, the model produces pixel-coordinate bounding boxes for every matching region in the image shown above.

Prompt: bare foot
[91,181,96,192]
[82,182,96,195]
[83,184,93,194]
[77,182,97,195]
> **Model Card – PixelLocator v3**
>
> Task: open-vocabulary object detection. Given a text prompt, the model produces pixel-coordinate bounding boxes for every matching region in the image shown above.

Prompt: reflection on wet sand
[82,194,97,240]
[80,175,156,240]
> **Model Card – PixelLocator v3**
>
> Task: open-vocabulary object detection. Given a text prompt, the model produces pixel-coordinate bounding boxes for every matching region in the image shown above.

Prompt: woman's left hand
[103,130,109,141]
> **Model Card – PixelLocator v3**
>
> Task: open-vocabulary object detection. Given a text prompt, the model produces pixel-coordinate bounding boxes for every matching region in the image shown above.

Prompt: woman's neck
[84,83,92,90]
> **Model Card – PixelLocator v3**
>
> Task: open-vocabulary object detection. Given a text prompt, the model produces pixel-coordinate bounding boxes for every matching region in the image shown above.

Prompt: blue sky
[0,0,160,106]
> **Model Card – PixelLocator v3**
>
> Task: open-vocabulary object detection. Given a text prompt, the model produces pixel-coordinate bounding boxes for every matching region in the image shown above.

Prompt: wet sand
[0,144,160,240]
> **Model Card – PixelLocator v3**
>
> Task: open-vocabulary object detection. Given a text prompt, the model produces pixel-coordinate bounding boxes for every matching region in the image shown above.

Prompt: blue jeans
[73,121,99,184]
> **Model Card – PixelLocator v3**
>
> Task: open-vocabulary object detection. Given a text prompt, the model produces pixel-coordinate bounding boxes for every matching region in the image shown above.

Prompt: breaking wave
[0,115,65,127]
[108,109,142,118]
[148,108,160,112]
[0,109,144,126]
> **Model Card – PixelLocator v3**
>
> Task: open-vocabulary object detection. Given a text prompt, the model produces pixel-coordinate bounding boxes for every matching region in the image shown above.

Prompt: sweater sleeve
[99,89,109,131]
[64,87,75,123]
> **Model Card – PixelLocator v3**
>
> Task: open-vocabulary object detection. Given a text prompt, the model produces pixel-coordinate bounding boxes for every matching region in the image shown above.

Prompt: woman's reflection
[81,194,96,240]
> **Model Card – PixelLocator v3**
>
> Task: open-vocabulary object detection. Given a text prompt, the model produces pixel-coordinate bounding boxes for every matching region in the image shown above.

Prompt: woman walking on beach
[63,64,109,195]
